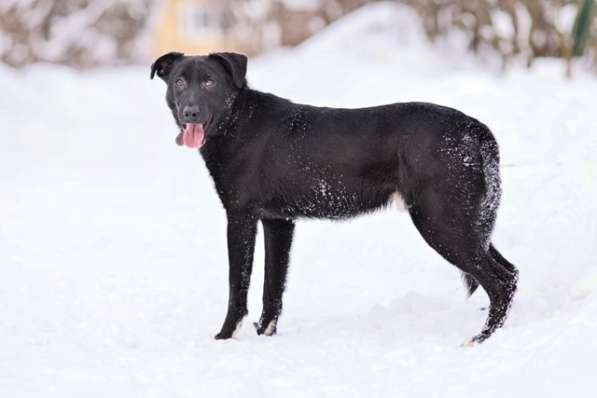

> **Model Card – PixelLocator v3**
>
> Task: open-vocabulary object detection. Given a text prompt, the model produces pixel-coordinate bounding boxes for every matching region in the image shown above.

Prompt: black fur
[151,52,518,343]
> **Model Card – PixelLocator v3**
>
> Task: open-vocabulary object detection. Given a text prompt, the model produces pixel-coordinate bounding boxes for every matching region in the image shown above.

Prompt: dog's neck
[204,87,283,147]
[199,87,290,197]
[199,86,257,184]
[210,87,247,136]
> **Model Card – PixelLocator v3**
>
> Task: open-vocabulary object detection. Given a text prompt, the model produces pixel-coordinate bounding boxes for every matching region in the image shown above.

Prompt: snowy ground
[1,3,597,397]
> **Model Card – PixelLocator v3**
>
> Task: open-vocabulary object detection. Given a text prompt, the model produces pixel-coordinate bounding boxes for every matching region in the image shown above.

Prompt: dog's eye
[175,78,186,90]
[202,79,215,89]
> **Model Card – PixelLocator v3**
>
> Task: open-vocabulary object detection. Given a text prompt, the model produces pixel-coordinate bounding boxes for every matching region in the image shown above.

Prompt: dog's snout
[182,105,200,122]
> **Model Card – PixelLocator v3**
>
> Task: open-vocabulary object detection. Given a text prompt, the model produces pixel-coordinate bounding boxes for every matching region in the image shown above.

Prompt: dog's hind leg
[407,190,517,344]
[462,244,519,300]
[254,218,295,336]
[462,253,517,344]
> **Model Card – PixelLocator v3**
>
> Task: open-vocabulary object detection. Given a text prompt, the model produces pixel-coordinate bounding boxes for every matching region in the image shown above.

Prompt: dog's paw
[461,331,490,347]
[214,320,243,340]
[214,331,232,340]
[254,320,277,336]
[460,338,476,348]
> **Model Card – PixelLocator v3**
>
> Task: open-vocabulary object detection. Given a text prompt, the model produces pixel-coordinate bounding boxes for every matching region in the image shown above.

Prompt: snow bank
[1,2,596,397]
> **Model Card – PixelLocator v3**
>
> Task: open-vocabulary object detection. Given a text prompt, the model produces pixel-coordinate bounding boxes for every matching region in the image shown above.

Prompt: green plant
[572,0,595,56]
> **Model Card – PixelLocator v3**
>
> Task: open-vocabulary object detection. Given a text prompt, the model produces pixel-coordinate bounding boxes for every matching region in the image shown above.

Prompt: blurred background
[1,0,596,72]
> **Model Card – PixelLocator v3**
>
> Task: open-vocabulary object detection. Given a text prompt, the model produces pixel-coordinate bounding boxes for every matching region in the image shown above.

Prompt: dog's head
[150,52,247,149]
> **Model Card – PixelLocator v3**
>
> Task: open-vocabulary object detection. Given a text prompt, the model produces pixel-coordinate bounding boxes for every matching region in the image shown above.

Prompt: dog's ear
[208,52,247,89]
[150,52,184,81]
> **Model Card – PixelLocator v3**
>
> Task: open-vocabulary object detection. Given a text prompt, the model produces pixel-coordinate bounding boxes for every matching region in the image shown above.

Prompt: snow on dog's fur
[151,51,518,344]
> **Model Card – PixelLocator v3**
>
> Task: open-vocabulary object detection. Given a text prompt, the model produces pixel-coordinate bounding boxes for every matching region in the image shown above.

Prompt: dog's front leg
[214,212,257,340]
[255,218,295,336]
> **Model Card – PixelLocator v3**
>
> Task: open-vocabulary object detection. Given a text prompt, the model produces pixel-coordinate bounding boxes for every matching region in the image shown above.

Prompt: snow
[1,2,597,397]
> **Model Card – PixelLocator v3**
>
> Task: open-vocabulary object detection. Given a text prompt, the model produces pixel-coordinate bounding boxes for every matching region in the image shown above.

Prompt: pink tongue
[179,123,205,149]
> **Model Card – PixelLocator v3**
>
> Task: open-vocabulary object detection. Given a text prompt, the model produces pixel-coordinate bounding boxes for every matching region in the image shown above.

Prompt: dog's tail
[489,244,518,275]
[462,272,479,297]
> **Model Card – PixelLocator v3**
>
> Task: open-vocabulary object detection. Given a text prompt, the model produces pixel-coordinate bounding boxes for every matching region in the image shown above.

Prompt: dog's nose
[182,105,200,121]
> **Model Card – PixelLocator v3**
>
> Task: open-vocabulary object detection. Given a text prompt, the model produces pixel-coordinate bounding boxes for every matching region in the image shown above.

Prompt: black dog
[151,52,518,344]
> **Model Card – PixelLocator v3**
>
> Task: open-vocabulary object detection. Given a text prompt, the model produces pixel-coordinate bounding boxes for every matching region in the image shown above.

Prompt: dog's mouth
[176,123,206,149]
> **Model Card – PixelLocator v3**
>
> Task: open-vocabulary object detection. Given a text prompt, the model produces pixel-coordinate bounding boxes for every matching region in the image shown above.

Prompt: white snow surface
[1,2,597,397]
